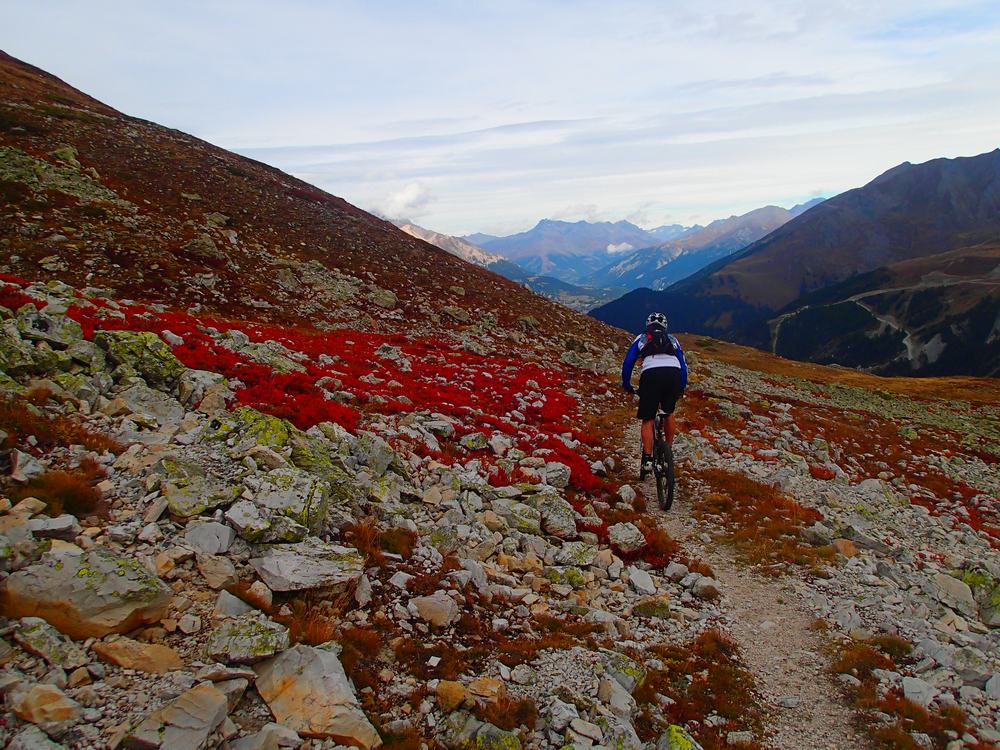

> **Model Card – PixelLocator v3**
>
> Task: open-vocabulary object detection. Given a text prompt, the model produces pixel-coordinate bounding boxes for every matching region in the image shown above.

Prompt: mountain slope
[588,203,819,291]
[481,219,660,282]
[397,221,507,267]
[591,150,1000,374]
[0,50,616,353]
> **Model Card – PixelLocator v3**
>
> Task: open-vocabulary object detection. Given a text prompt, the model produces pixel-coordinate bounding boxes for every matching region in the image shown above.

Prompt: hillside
[0,50,616,356]
[587,202,821,292]
[591,151,1000,375]
[480,220,661,282]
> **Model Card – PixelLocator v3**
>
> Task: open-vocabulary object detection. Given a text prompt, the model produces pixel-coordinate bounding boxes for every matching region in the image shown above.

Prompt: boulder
[117,382,185,426]
[249,539,364,592]
[542,462,571,488]
[627,566,656,596]
[94,330,186,387]
[92,637,184,673]
[538,494,577,540]
[902,676,938,706]
[2,549,172,638]
[160,455,242,518]
[15,307,83,349]
[27,515,81,541]
[555,541,598,567]
[609,522,646,554]
[254,645,380,747]
[252,467,330,532]
[184,522,236,556]
[197,555,238,590]
[124,681,229,750]
[13,617,88,670]
[205,615,289,665]
[933,573,978,618]
[7,725,62,750]
[10,683,81,726]
[409,591,460,627]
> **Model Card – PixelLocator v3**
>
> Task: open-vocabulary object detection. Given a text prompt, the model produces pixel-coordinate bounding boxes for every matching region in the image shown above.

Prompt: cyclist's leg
[636,370,657,458]
[658,367,682,444]
[641,419,654,455]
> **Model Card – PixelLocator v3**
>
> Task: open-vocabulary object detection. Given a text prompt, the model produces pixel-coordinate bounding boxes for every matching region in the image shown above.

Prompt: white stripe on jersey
[632,334,681,373]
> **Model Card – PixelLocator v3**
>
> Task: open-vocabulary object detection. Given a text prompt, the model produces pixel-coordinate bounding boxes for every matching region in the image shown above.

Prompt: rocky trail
[627,421,867,750]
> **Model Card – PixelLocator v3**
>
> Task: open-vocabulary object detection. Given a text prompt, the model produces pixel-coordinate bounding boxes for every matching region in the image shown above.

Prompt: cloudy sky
[4,1,1000,236]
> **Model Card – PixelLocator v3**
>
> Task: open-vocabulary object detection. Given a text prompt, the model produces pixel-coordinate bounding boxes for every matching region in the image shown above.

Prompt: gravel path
[625,422,868,750]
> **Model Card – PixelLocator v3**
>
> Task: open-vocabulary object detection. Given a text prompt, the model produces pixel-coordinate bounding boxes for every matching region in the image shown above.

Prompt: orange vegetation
[635,629,764,749]
[689,467,834,573]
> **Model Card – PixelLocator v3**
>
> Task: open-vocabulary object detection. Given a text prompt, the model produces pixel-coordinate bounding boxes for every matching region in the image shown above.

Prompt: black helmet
[645,312,668,329]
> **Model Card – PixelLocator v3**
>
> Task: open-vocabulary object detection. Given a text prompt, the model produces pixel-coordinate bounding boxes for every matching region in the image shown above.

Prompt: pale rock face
[608,522,646,554]
[10,683,82,727]
[253,645,381,748]
[92,637,184,673]
[125,682,229,750]
[3,549,172,639]
[248,539,364,592]
[410,590,461,627]
[204,615,290,665]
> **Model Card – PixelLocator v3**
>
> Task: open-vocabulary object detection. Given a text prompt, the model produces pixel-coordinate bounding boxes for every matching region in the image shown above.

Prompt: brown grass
[678,334,1000,405]
[7,458,105,517]
[635,629,764,749]
[0,397,122,454]
[688,467,834,573]
[472,695,538,731]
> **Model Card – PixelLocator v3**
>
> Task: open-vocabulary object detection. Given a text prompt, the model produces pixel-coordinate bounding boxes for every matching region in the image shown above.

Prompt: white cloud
[607,242,635,254]
[375,182,433,221]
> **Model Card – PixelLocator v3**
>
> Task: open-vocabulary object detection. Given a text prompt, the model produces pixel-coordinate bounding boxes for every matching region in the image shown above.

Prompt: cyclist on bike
[621,312,687,478]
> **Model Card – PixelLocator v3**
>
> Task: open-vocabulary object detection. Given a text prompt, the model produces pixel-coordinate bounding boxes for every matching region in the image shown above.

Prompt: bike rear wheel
[653,416,675,511]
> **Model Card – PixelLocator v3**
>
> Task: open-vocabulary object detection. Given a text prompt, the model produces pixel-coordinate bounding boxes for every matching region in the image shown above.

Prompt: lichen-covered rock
[656,725,704,750]
[608,522,646,554]
[0,319,40,375]
[177,368,227,407]
[205,615,289,665]
[15,307,83,349]
[13,617,88,670]
[94,330,185,387]
[459,432,489,451]
[2,549,172,639]
[369,288,397,309]
[555,541,598,567]
[538,494,577,539]
[601,649,646,692]
[124,681,229,750]
[254,644,380,748]
[542,462,571,489]
[249,539,364,592]
[252,467,330,532]
[160,455,242,517]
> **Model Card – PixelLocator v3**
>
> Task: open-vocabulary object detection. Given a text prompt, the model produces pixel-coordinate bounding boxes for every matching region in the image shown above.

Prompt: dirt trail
[625,423,867,750]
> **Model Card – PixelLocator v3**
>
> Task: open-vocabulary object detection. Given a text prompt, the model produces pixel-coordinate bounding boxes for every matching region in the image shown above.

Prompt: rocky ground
[0,279,998,750]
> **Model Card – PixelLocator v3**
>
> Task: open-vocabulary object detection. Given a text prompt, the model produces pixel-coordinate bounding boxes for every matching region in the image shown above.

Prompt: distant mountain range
[591,150,1000,376]
[585,199,824,291]
[397,220,623,312]
[473,219,662,282]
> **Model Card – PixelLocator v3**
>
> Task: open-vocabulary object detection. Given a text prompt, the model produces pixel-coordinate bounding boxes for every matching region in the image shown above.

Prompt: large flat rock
[254,644,380,747]
[2,549,172,639]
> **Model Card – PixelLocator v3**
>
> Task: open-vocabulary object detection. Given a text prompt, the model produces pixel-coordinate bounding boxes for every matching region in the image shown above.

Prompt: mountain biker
[621,312,688,478]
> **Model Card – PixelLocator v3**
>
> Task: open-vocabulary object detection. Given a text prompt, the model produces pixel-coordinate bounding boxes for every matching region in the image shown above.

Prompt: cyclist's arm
[673,336,688,393]
[621,337,641,391]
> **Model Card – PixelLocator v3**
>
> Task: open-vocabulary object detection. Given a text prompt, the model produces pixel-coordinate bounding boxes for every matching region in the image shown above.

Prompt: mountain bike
[640,410,675,511]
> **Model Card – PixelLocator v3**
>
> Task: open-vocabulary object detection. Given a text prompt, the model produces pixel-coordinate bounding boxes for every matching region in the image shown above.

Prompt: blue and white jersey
[621,332,688,390]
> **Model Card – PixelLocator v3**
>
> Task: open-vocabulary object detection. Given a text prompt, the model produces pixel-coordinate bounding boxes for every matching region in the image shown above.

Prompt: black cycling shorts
[637,366,681,421]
